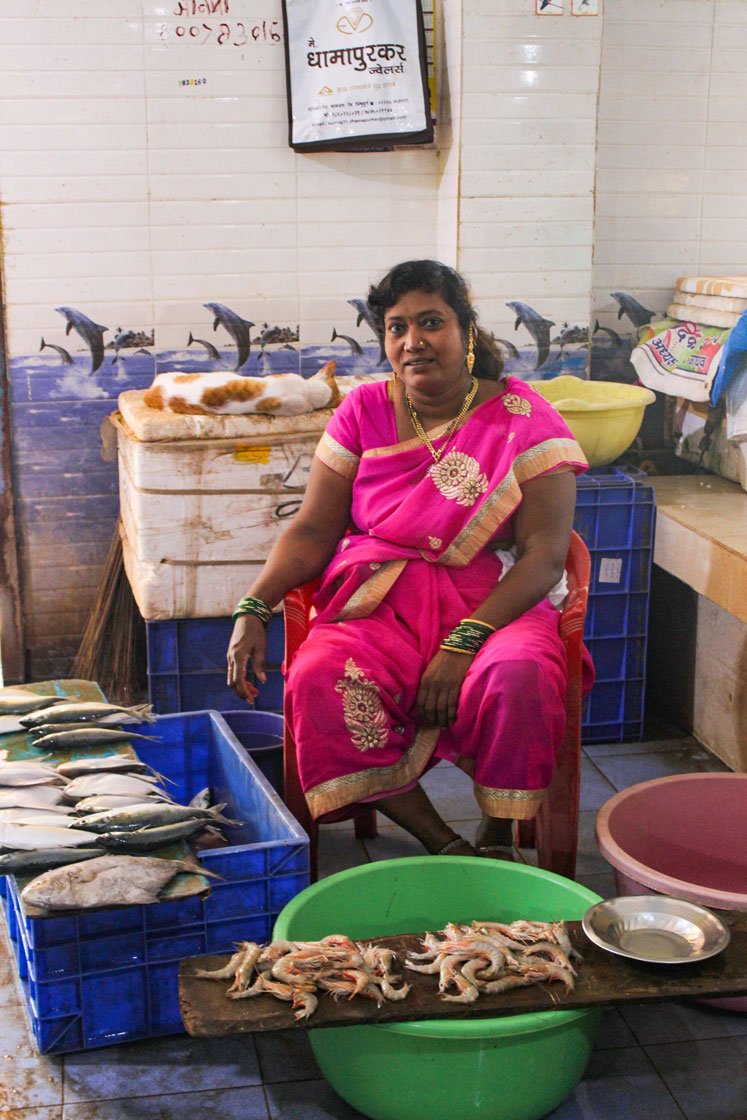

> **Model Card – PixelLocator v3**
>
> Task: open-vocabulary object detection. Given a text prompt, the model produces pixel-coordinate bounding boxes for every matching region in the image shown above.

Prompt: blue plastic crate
[574,465,656,744]
[147,614,285,714]
[2,710,308,1054]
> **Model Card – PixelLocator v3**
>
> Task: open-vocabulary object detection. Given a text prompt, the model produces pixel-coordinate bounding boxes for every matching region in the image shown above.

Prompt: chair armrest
[283,579,321,662]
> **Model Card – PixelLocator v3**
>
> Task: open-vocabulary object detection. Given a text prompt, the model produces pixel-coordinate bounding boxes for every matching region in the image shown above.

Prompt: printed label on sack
[599,558,623,584]
[234,446,272,464]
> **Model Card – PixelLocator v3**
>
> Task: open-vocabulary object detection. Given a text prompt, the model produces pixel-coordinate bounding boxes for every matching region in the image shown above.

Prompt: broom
[71,521,147,706]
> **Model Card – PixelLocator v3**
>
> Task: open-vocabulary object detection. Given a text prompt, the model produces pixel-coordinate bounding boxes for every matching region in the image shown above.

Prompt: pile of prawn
[195,920,581,1022]
[404,919,581,1004]
[194,934,410,1021]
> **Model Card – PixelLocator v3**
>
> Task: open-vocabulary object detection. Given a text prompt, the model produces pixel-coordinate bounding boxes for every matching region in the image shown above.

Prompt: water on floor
[0,727,741,1120]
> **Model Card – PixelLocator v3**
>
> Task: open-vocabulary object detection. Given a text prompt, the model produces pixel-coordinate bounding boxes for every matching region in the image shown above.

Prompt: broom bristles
[72,521,146,706]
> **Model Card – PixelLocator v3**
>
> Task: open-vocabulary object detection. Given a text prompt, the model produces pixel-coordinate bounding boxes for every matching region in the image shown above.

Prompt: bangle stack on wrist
[440,617,496,656]
[232,595,273,626]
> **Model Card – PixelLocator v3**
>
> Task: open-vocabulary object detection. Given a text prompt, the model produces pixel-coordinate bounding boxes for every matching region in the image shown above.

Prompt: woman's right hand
[226,614,266,702]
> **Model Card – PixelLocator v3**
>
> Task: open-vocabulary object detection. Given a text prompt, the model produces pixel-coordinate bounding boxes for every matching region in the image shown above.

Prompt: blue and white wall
[1,0,746,680]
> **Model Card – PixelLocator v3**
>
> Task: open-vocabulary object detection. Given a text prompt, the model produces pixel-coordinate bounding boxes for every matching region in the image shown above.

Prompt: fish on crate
[0,760,68,788]
[30,725,159,751]
[0,848,104,877]
[97,819,219,852]
[19,701,156,730]
[0,688,66,716]
[20,853,218,911]
[189,787,212,810]
[54,756,164,781]
[62,773,172,803]
[0,822,102,851]
[72,793,169,813]
[142,360,340,417]
[0,809,79,828]
[73,801,237,834]
[0,786,67,810]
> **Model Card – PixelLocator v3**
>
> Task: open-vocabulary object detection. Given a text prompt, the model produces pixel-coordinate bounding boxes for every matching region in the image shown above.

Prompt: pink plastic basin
[596,773,747,1011]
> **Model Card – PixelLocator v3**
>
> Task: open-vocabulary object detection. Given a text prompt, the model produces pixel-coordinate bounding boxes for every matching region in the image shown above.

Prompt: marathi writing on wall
[281,0,432,152]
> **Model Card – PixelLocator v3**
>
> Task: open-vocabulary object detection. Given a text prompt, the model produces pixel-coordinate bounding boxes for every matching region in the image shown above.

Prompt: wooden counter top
[649,475,747,623]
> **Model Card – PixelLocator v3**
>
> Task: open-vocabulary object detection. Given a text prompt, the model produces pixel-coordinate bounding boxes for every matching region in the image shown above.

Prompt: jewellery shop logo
[336,10,374,36]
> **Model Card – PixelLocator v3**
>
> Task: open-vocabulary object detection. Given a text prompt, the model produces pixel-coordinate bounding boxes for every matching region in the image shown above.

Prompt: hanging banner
[281,0,433,152]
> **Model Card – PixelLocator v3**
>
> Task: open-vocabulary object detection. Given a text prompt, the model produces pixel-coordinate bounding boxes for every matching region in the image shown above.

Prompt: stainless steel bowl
[582,895,730,964]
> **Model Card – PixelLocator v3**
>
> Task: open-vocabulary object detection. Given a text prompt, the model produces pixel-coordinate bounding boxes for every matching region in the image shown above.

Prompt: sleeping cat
[143,360,340,416]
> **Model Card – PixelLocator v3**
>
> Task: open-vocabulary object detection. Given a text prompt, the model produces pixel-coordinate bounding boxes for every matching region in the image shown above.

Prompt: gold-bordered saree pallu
[284,376,593,823]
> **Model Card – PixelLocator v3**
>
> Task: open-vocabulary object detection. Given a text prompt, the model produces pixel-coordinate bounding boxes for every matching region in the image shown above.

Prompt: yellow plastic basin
[533,376,656,467]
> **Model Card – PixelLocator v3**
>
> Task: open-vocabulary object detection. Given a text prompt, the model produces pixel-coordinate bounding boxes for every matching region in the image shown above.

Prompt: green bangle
[232,595,273,625]
[440,619,495,656]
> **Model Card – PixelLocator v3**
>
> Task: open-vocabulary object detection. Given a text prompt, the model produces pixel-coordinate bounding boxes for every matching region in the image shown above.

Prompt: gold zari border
[439,438,584,567]
[473,782,545,821]
[305,726,440,818]
[315,432,360,479]
[331,560,406,620]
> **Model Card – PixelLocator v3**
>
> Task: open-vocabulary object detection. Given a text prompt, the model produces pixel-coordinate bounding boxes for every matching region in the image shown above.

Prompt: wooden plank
[179,911,747,1037]
[649,475,747,623]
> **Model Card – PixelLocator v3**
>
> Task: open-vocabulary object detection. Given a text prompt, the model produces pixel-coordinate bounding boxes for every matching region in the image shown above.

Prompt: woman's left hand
[416,650,473,727]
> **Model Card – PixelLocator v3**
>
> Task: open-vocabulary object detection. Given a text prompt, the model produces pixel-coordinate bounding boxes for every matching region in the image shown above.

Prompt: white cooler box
[114,390,332,620]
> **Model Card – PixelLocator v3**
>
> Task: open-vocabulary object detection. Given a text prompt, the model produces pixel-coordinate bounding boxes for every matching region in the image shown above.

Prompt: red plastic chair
[283,530,591,882]
[515,529,591,880]
[283,583,376,881]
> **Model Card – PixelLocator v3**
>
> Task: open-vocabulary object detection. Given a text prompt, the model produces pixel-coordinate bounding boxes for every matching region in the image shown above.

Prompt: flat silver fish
[0,822,101,850]
[20,701,156,730]
[0,786,66,810]
[0,761,67,787]
[21,853,213,910]
[0,690,65,715]
[72,794,167,814]
[55,757,156,780]
[0,809,78,827]
[62,773,168,802]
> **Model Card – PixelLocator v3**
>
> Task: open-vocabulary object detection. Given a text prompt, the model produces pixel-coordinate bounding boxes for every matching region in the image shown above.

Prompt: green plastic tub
[274,856,602,1120]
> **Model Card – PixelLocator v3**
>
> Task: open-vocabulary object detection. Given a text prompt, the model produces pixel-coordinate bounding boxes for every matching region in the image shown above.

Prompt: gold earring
[466,324,476,376]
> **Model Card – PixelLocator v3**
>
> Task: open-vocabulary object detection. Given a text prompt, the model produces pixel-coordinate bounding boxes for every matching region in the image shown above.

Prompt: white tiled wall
[459,1,600,346]
[593,0,747,332]
[0,0,608,364]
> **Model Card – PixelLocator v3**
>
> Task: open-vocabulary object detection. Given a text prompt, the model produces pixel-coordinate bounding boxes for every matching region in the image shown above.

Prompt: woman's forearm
[240,522,342,609]
[469,547,566,633]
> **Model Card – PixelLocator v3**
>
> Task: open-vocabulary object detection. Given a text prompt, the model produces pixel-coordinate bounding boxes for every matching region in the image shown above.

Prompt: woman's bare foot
[474,814,515,859]
[435,836,477,856]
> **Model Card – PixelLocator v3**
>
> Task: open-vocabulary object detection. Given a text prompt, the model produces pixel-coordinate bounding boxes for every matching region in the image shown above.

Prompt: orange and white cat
[143,361,340,416]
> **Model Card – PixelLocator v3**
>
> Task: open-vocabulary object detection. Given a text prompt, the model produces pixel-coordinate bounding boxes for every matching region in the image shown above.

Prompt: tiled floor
[0,726,743,1120]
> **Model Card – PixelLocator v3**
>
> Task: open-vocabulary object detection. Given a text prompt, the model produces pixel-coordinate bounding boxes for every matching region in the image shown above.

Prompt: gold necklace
[405,376,479,463]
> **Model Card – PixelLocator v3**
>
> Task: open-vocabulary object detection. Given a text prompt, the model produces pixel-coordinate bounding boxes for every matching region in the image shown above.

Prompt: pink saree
[284,376,592,823]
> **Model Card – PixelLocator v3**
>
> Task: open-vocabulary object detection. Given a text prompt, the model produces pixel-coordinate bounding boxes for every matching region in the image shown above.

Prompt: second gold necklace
[405,376,479,464]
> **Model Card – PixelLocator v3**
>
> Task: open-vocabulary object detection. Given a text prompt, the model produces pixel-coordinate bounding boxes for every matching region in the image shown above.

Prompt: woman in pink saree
[228,260,592,859]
